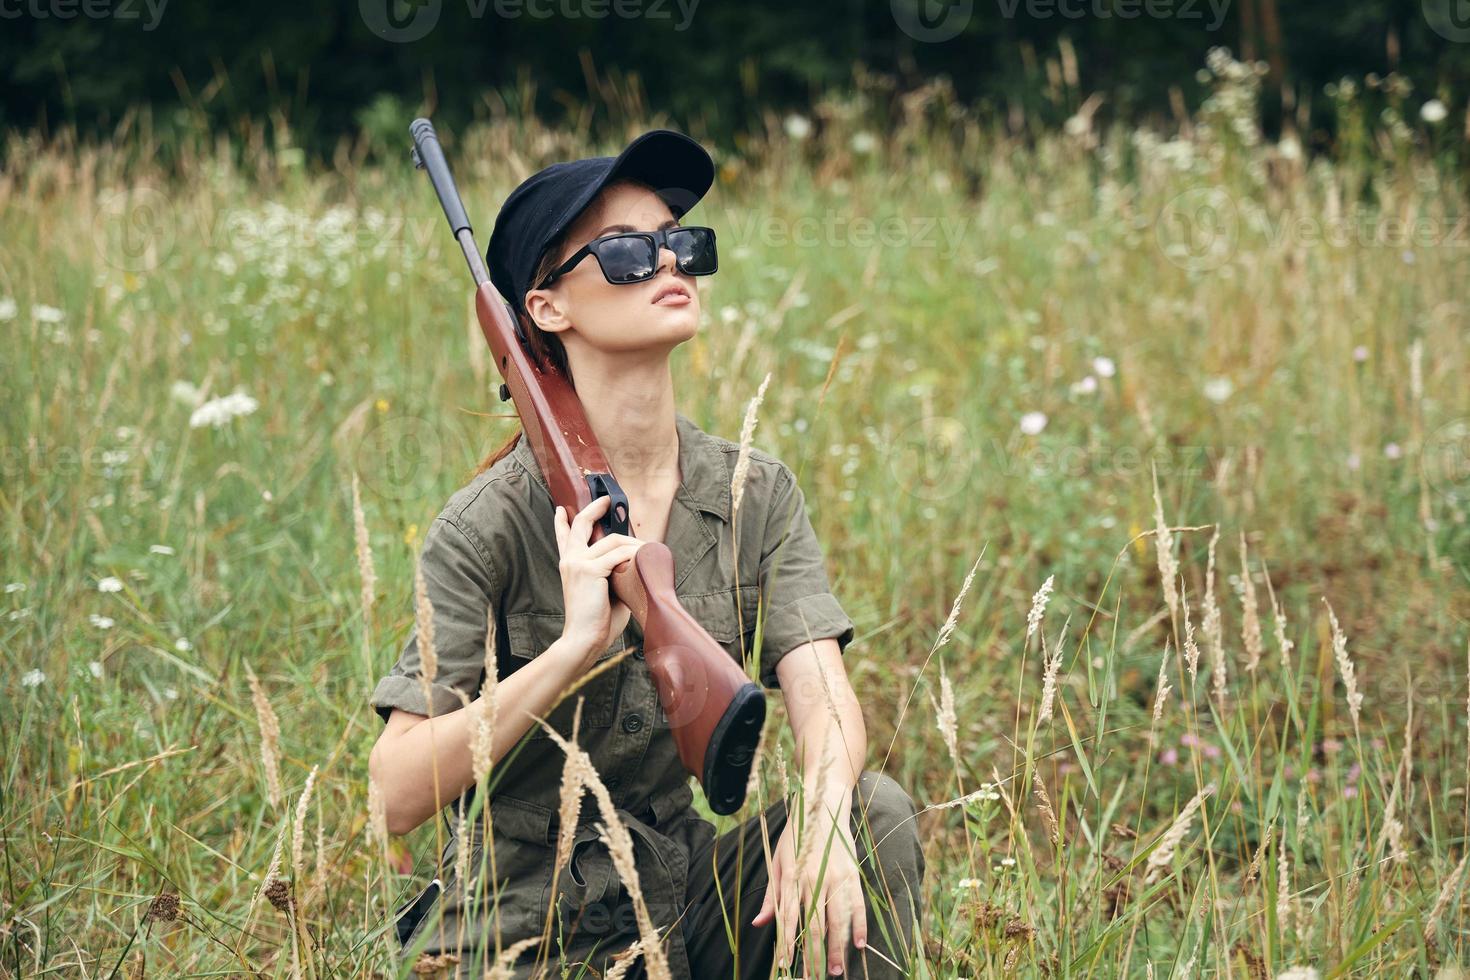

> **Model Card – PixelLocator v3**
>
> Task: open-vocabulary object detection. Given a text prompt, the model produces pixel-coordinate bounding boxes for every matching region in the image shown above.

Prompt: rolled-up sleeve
[756,464,856,689]
[370,513,500,723]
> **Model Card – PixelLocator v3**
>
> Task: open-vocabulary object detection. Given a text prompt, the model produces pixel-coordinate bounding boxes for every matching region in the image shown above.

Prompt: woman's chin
[650,304,700,334]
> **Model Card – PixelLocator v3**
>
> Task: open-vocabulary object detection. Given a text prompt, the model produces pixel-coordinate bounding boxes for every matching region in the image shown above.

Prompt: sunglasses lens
[670,228,717,275]
[597,235,657,283]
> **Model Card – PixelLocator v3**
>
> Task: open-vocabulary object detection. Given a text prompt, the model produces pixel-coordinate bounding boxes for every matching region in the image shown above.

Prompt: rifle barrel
[410,118,490,285]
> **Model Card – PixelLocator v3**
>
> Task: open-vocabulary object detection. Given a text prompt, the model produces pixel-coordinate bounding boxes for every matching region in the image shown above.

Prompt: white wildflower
[88,614,116,629]
[149,544,176,556]
[89,661,104,679]
[98,576,124,593]
[4,582,25,594]
[175,638,192,652]
[189,390,260,429]
[1020,410,1048,435]
[783,114,812,140]
[0,298,16,320]
[32,304,65,324]
[1384,442,1402,460]
[1092,356,1116,378]
[1070,375,1098,396]
[1420,99,1447,124]
[1352,345,1369,362]
[21,669,46,688]
[1203,377,1233,403]
[170,380,205,407]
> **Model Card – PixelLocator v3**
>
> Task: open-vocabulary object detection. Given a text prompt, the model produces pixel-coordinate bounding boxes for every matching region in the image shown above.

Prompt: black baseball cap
[487,129,715,316]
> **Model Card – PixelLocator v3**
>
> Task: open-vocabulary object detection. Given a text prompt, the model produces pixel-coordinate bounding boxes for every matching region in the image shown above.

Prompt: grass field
[3,49,1469,977]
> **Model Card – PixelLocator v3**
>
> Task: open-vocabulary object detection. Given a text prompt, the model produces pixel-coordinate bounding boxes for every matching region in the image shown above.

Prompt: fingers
[558,500,644,557]
[849,876,868,951]
[752,837,784,928]
[594,543,643,574]
[582,531,642,559]
[825,884,852,976]
[751,879,776,928]
[777,875,801,972]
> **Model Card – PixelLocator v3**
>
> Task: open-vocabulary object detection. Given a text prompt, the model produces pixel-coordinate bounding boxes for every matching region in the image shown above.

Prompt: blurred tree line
[1,0,1465,157]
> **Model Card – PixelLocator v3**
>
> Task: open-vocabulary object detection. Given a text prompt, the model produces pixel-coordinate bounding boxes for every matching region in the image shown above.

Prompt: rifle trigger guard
[585,474,631,537]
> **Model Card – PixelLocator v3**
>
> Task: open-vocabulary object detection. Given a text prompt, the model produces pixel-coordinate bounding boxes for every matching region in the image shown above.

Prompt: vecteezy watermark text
[997,0,1230,29]
[891,0,1227,43]
[360,0,697,43]
[720,208,972,258]
[0,0,167,29]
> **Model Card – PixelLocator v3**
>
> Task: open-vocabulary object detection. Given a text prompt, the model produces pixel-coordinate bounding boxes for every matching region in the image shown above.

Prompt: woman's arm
[777,636,866,815]
[368,632,596,836]
[368,495,641,837]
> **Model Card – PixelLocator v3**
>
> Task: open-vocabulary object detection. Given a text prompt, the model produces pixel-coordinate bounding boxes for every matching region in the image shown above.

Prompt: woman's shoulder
[678,411,797,504]
[427,449,537,559]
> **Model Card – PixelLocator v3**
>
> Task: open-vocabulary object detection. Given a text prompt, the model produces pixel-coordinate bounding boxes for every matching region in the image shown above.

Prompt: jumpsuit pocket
[549,836,616,928]
[679,583,761,655]
[505,611,621,740]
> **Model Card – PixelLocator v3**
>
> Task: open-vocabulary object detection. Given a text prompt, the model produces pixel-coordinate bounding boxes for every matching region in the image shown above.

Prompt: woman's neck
[569,353,682,490]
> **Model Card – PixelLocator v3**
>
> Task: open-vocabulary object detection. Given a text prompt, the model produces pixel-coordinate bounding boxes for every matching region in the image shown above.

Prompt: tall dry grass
[1,44,1468,977]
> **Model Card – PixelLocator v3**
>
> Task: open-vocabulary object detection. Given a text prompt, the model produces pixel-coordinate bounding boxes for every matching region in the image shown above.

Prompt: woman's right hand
[553,495,644,662]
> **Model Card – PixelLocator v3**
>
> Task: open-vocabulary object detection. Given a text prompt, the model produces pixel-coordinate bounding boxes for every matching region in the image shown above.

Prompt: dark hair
[470,241,571,478]
[469,177,654,480]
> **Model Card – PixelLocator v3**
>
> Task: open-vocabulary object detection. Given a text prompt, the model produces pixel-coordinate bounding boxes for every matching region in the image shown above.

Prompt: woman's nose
[657,245,679,274]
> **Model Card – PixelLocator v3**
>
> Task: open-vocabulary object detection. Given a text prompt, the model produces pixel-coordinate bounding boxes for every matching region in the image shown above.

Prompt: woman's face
[522,180,701,360]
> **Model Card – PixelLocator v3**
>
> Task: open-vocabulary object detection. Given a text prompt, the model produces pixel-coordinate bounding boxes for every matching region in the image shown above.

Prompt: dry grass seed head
[414,552,439,703]
[730,372,771,521]
[1237,531,1264,673]
[244,662,283,809]
[1323,598,1364,733]
[1144,783,1214,883]
[1150,466,1179,622]
[541,726,673,980]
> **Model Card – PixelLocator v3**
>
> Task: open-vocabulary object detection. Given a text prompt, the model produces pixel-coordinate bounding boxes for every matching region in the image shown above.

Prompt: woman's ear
[524,287,573,336]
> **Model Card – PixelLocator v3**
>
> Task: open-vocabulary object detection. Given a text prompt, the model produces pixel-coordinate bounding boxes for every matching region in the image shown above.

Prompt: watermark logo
[887,415,978,502]
[1424,418,1470,501]
[360,0,442,42]
[1424,0,1470,42]
[352,414,457,502]
[891,0,972,42]
[1156,187,1238,272]
[92,185,175,273]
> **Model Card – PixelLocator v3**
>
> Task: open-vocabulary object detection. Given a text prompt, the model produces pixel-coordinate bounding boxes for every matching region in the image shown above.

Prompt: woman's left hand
[751,808,867,976]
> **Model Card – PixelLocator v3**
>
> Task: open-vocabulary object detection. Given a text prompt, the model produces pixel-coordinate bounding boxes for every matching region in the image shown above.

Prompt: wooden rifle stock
[411,118,765,815]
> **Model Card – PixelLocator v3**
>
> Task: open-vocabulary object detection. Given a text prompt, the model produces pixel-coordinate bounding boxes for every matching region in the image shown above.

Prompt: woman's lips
[652,288,691,306]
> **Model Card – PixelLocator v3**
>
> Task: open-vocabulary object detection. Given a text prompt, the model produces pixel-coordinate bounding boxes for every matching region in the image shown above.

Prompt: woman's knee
[853,772,922,860]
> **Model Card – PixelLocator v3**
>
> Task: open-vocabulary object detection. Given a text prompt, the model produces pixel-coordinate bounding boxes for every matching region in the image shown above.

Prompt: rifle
[409,118,766,815]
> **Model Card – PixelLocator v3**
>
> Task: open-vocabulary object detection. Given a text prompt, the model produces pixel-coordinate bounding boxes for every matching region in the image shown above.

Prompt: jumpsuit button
[621,713,644,734]
[632,645,645,660]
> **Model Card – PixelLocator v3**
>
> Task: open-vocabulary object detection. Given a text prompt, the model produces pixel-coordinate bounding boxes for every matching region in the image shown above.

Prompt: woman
[367,128,925,979]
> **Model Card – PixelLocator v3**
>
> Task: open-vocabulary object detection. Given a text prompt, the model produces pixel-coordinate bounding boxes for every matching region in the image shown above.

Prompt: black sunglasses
[535,226,718,289]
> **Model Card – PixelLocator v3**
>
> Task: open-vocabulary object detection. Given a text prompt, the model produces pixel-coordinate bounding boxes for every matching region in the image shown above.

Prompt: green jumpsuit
[371,412,925,979]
